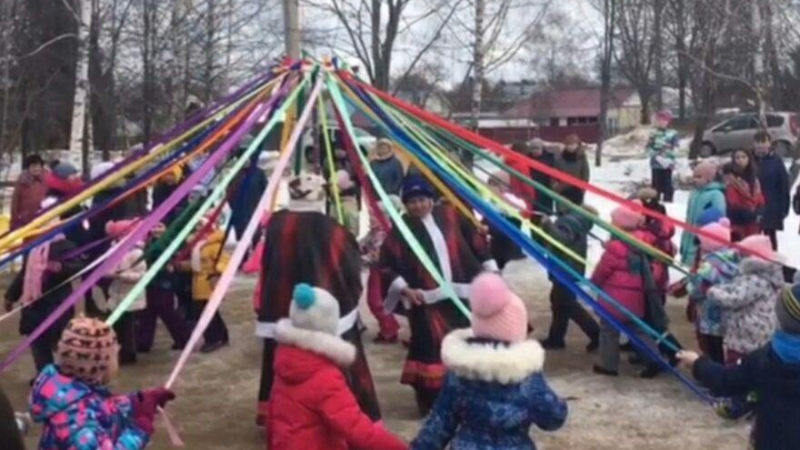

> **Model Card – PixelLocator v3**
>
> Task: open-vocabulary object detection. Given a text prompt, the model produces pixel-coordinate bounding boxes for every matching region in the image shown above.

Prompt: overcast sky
[299,0,603,87]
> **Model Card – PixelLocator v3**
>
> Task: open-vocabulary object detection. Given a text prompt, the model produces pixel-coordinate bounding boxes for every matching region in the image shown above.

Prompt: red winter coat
[268,321,407,450]
[591,231,654,321]
[724,175,765,239]
[505,157,537,212]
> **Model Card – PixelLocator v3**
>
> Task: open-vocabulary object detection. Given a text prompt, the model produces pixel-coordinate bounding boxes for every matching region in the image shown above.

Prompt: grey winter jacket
[708,257,784,354]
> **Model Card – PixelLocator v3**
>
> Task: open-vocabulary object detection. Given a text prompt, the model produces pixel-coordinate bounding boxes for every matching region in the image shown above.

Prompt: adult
[507,141,537,212]
[723,150,764,242]
[647,109,679,203]
[152,165,187,226]
[228,152,268,242]
[753,131,790,250]
[255,172,380,426]
[11,154,48,230]
[552,134,590,213]
[378,175,498,415]
[527,138,556,214]
[370,138,405,196]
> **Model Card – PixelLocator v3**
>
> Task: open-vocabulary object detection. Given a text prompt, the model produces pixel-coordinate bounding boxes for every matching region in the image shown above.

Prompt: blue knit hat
[696,208,725,227]
[401,175,434,203]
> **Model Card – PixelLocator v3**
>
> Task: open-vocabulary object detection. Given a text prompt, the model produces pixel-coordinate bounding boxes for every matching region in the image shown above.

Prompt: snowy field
[5,153,799,448]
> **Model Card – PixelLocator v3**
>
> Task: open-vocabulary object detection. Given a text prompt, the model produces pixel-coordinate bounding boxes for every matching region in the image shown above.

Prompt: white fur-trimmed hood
[442,329,545,384]
[274,319,356,367]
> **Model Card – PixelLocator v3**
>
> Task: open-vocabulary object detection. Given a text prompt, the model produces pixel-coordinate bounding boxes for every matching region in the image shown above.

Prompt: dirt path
[1,261,749,449]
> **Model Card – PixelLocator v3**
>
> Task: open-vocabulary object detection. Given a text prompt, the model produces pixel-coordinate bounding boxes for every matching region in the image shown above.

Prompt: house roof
[502,87,637,119]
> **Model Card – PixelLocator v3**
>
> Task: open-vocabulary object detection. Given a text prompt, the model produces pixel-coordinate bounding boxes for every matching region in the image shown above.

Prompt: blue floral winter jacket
[411,330,567,450]
[29,364,149,450]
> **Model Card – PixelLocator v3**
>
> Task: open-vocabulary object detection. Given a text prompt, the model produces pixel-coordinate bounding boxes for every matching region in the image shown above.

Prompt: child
[680,160,726,265]
[647,109,679,203]
[269,284,407,450]
[100,219,147,365]
[360,195,402,343]
[591,203,658,377]
[708,235,783,364]
[137,222,190,352]
[539,205,600,351]
[723,149,764,241]
[689,218,740,363]
[676,282,800,450]
[179,218,230,353]
[29,316,175,449]
[4,198,82,377]
[411,273,567,449]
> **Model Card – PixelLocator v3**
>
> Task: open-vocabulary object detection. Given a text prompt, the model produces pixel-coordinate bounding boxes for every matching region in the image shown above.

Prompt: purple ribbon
[0,79,289,372]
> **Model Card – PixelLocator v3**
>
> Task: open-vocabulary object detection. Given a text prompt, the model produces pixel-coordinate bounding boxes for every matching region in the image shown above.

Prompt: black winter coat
[693,345,800,450]
[755,153,790,230]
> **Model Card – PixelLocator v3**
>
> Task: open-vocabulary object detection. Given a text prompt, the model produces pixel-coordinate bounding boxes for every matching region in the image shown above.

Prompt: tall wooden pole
[283,0,300,59]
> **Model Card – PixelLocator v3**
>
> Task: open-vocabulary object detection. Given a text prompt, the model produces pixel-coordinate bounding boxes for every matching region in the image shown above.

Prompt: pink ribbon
[165,76,323,390]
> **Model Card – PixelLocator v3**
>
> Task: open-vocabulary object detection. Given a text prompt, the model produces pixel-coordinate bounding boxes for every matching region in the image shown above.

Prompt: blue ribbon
[340,76,714,405]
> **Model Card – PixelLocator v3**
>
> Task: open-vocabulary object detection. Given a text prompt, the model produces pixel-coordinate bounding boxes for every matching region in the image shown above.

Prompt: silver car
[700,112,799,156]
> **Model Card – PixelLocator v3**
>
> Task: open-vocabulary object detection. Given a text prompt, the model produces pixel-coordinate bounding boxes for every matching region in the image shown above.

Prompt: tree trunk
[653,0,664,111]
[466,0,484,167]
[596,0,615,167]
[68,0,93,176]
[640,94,651,125]
[142,0,153,144]
[674,0,687,120]
[751,0,766,128]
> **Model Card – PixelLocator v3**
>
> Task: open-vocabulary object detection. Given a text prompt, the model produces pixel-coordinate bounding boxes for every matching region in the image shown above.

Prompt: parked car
[700,112,799,156]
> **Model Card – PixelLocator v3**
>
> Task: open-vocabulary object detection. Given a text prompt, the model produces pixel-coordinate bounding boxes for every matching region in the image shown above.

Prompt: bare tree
[596,0,616,167]
[613,0,657,125]
[305,0,459,91]
[67,0,93,174]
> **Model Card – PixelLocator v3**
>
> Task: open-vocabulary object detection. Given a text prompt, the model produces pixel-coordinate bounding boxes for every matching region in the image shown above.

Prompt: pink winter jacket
[590,231,654,321]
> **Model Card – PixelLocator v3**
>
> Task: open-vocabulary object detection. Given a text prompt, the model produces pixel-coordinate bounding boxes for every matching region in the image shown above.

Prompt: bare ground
[0,260,750,449]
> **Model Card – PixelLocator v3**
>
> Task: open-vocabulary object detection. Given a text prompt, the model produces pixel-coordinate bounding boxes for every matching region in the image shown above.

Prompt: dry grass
[0,262,749,449]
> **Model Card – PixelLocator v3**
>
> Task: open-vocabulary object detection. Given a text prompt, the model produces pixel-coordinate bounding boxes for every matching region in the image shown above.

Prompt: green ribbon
[326,73,470,319]
[105,77,307,325]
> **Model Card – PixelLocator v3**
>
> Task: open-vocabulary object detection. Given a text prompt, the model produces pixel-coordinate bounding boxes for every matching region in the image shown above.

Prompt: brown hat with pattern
[56,317,118,386]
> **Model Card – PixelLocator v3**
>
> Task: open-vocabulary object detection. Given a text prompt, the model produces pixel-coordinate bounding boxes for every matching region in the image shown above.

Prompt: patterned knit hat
[698,218,731,252]
[777,284,800,335]
[56,317,118,386]
[290,283,340,336]
[470,273,528,343]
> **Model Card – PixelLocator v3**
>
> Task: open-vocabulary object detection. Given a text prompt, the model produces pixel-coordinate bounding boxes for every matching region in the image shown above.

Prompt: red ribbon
[340,72,784,265]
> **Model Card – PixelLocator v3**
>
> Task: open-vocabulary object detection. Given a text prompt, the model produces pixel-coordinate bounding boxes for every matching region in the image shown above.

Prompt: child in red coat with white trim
[268,283,407,450]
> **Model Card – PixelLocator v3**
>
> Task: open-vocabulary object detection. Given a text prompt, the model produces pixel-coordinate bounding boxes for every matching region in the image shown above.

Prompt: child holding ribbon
[29,316,175,449]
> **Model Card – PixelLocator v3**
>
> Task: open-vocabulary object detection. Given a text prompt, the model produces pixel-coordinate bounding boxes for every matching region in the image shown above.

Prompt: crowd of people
[2,117,800,450]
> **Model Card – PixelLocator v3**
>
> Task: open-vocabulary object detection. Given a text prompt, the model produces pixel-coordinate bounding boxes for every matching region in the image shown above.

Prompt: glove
[132,387,176,434]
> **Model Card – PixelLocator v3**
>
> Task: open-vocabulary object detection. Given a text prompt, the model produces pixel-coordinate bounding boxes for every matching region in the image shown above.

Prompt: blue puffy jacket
[411,330,567,450]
